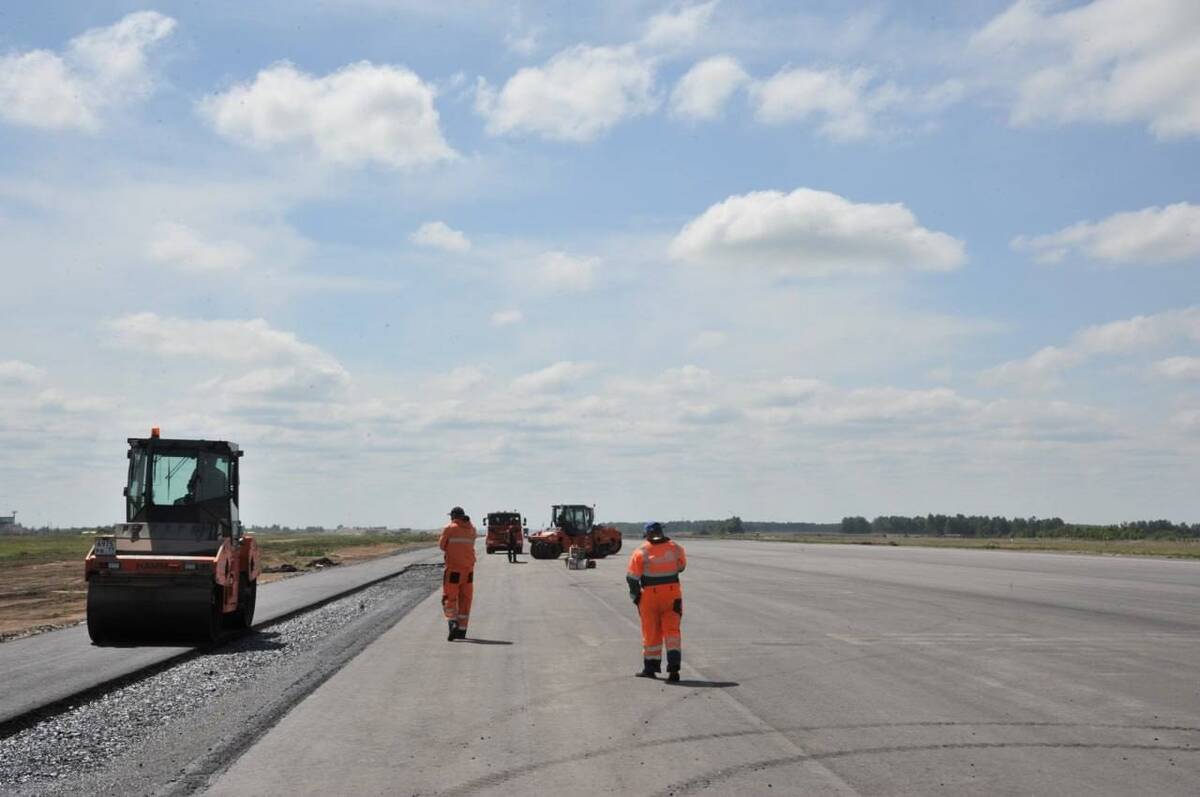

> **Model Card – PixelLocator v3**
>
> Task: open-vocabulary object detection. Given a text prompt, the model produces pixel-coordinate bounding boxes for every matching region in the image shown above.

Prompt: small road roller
[84,429,259,645]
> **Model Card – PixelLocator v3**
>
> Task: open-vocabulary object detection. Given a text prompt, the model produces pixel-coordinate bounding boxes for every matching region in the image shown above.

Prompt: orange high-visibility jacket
[626,538,686,594]
[440,518,477,571]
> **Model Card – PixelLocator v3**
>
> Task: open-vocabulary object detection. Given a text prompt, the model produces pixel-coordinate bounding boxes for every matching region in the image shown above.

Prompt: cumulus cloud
[641,1,719,49]
[491,309,524,327]
[1152,356,1200,380]
[146,222,253,273]
[0,360,46,385]
[983,306,1200,387]
[476,44,658,141]
[1013,202,1200,266]
[750,66,962,140]
[670,55,748,120]
[537,250,599,292]
[669,187,966,276]
[513,361,595,392]
[0,11,176,130]
[411,221,471,252]
[200,61,456,168]
[107,313,349,401]
[974,0,1200,138]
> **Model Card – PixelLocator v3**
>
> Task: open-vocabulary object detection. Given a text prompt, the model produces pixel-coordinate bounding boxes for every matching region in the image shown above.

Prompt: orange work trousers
[443,569,474,629]
[638,583,682,665]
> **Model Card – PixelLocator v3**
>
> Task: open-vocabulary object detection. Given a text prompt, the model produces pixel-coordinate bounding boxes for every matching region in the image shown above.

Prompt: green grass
[0,533,97,567]
[678,533,1200,559]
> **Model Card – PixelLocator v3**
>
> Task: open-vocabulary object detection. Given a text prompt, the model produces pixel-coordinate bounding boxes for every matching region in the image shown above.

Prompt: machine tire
[231,576,257,630]
[202,586,224,644]
[86,585,116,646]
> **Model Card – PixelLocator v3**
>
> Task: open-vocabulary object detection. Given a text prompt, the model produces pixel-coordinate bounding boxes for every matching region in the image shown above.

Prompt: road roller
[84,429,259,645]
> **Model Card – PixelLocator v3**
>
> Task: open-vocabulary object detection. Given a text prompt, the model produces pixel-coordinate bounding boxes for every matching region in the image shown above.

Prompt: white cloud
[491,309,524,327]
[751,66,880,140]
[426,366,487,394]
[537,250,599,292]
[1152,356,1200,380]
[670,55,748,120]
[689,330,727,350]
[476,44,658,141]
[146,222,253,273]
[1013,202,1200,266]
[669,187,966,276]
[1075,307,1200,353]
[200,61,457,168]
[750,66,961,140]
[513,361,596,392]
[974,0,1200,138]
[983,306,1200,386]
[0,360,46,385]
[0,11,175,131]
[106,313,349,402]
[979,345,1086,388]
[107,313,334,365]
[1174,408,1200,432]
[411,221,471,252]
[642,1,719,49]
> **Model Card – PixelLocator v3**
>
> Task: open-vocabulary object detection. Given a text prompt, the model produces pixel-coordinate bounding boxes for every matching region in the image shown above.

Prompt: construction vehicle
[527,504,621,560]
[483,511,526,555]
[84,429,259,645]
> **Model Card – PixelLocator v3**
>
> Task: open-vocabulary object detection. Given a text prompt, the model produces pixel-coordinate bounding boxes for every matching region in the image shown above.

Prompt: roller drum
[86,577,222,645]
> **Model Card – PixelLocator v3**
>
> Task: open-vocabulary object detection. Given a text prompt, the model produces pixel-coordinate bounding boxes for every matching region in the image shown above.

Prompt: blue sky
[1,0,1197,527]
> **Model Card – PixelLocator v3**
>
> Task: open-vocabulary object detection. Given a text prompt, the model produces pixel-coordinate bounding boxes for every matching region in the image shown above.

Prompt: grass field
[0,531,439,641]
[678,533,1200,559]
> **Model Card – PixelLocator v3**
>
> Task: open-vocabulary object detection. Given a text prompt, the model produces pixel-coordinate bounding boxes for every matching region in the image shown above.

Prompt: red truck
[483,511,526,555]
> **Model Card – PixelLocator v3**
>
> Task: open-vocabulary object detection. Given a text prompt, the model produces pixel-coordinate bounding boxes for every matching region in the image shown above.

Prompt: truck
[527,504,622,560]
[483,511,526,555]
[84,429,259,645]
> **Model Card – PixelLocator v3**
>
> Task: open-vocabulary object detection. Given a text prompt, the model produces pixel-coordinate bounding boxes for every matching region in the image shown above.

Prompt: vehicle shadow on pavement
[204,631,288,654]
[666,679,738,688]
[459,638,513,646]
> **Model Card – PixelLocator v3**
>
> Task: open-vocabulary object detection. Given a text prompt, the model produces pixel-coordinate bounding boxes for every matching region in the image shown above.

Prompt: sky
[0,0,1197,528]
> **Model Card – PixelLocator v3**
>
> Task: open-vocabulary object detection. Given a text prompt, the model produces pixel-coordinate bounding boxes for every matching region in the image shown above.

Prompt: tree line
[840,514,1200,540]
[605,517,841,536]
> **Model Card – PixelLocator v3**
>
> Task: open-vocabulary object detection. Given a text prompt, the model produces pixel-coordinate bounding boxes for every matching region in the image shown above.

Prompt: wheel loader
[527,504,621,560]
[84,429,259,645]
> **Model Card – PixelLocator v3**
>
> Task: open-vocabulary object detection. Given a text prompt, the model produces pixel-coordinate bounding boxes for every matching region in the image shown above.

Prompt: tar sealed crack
[0,564,442,797]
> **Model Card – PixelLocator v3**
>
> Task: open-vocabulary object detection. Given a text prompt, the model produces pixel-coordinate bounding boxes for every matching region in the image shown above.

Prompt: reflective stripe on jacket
[626,538,687,592]
[440,518,477,571]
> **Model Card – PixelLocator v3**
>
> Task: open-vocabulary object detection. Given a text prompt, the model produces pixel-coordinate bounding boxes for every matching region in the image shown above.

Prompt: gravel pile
[0,563,441,796]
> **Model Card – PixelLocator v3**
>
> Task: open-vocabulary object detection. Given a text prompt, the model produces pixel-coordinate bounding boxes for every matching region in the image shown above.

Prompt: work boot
[636,658,660,678]
[447,621,457,641]
[455,627,467,640]
[635,668,657,679]
[667,671,680,683]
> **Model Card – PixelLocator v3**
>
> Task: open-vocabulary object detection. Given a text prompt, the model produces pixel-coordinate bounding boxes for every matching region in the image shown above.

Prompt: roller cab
[85,431,259,645]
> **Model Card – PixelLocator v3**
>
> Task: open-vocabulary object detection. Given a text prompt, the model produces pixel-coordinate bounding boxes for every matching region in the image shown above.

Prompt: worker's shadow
[459,638,513,646]
[666,679,738,688]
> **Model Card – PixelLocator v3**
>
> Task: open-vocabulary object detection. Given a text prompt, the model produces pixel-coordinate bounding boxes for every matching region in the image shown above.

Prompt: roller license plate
[94,537,116,557]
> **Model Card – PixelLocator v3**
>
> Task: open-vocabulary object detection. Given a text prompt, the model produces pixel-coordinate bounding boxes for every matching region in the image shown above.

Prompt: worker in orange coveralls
[626,521,687,681]
[440,506,477,641]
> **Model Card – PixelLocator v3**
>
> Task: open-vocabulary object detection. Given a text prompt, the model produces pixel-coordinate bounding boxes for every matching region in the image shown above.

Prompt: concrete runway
[207,540,1200,796]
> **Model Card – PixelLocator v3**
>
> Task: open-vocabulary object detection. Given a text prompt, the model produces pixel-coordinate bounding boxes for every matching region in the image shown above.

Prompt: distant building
[0,510,16,528]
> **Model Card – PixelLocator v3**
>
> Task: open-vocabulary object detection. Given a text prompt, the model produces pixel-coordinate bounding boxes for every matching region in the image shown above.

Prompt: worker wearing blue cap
[626,521,687,681]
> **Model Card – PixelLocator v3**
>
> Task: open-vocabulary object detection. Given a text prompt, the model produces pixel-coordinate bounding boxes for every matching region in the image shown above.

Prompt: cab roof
[129,437,242,456]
